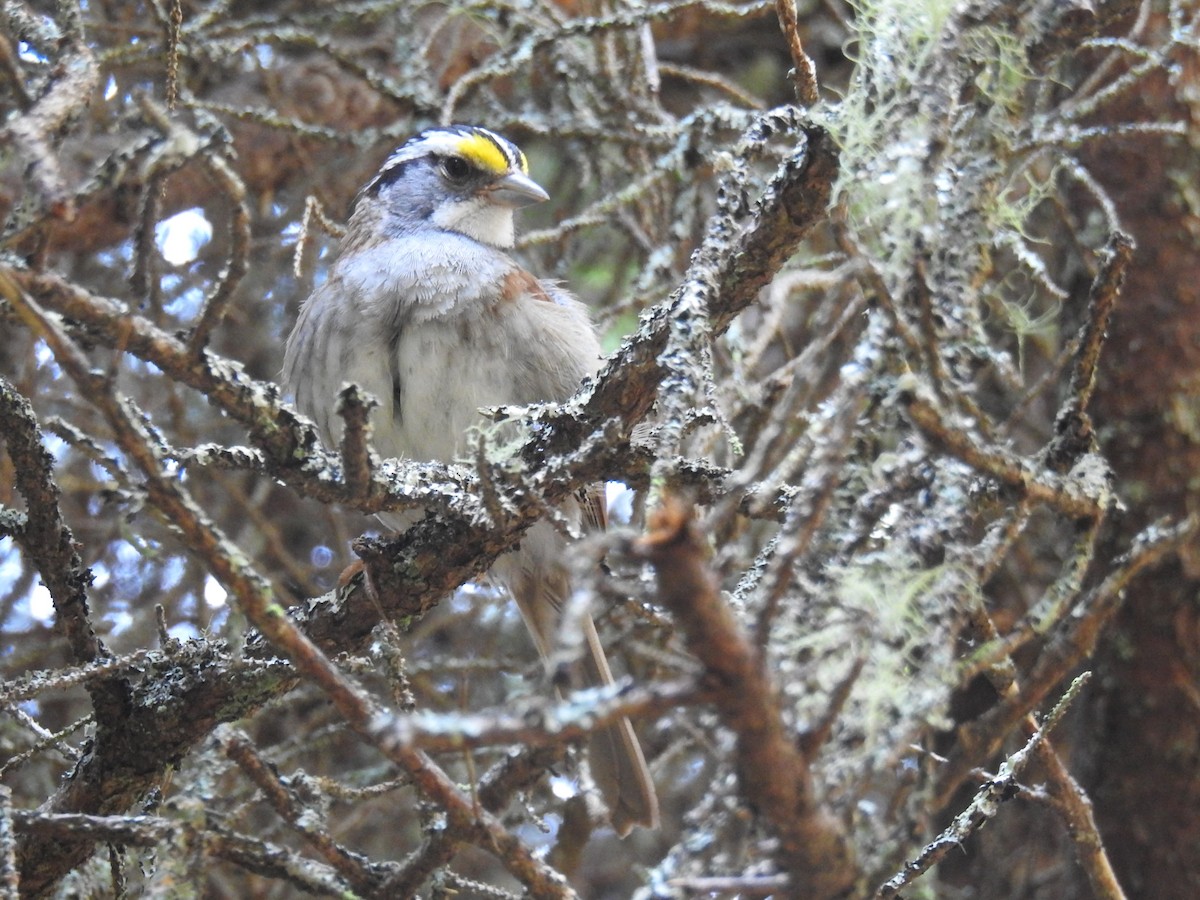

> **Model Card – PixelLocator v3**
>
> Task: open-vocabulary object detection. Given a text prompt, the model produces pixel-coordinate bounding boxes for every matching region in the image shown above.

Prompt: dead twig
[775,0,819,104]
[219,727,396,893]
[629,498,856,899]
[1044,231,1135,471]
[876,674,1092,898]
[0,372,130,726]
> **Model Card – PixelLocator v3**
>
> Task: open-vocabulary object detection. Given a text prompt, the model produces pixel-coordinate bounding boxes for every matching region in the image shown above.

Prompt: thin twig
[336,383,377,500]
[219,727,395,892]
[668,873,790,895]
[1034,738,1127,900]
[374,678,698,754]
[1044,231,1135,471]
[630,498,856,899]
[876,673,1091,898]
[187,150,251,354]
[0,786,16,900]
[775,0,819,104]
[901,384,1107,521]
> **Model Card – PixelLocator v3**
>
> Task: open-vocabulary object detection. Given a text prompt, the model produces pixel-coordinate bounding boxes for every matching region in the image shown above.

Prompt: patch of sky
[126,356,163,377]
[100,601,133,636]
[160,556,185,591]
[164,285,207,320]
[203,575,228,609]
[155,208,212,266]
[28,582,54,626]
[111,539,150,587]
[517,810,561,848]
[33,340,61,378]
[168,621,201,641]
[19,700,40,718]
[17,42,47,64]
[112,540,138,566]
[452,580,501,614]
[207,603,230,633]
[0,541,53,629]
[42,431,68,464]
[98,241,133,268]
[90,561,111,590]
[0,538,16,583]
[606,481,633,524]
[549,775,582,803]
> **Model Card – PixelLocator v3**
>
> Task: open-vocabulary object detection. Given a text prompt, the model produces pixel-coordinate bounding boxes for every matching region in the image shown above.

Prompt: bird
[282,124,659,836]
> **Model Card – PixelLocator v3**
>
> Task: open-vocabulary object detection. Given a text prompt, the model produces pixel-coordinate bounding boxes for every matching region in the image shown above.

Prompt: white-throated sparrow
[283,125,658,836]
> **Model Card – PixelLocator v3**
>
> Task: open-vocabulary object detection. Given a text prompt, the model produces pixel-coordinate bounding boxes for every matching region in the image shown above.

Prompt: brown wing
[579,483,607,534]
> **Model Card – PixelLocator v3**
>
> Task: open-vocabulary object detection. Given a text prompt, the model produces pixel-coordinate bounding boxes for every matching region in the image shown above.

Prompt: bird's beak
[489,170,550,208]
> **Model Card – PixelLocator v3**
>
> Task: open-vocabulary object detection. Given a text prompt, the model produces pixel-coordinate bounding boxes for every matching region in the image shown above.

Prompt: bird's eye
[440,156,471,181]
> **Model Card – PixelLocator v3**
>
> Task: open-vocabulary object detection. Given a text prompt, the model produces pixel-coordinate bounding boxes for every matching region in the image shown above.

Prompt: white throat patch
[431,197,517,248]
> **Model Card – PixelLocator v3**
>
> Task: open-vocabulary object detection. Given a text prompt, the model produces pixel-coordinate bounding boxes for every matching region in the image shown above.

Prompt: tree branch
[0,376,130,726]
[629,498,857,898]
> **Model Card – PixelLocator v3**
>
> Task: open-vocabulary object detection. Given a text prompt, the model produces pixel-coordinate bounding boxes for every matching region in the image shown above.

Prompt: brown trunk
[1084,45,1200,899]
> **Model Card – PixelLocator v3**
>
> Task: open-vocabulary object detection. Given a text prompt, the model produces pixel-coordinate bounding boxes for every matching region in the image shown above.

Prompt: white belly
[390,318,516,462]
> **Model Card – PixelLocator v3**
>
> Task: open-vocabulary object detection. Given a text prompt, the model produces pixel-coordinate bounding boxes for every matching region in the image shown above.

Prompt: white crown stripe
[377,127,521,175]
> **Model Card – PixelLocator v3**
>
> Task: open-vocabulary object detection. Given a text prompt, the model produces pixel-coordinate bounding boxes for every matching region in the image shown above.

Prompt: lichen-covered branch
[219,727,397,892]
[1045,230,1135,471]
[877,674,1091,899]
[0,786,16,900]
[0,373,129,726]
[2,9,96,219]
[934,514,1199,809]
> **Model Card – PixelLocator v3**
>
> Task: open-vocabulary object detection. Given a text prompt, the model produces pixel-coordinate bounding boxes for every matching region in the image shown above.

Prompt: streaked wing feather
[579,484,606,533]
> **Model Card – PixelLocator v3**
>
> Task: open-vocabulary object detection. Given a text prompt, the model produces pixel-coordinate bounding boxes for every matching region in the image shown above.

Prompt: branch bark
[629,499,857,898]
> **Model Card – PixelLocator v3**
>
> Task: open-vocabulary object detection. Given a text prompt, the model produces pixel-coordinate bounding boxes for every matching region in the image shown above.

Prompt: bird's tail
[578,613,659,836]
[503,551,659,836]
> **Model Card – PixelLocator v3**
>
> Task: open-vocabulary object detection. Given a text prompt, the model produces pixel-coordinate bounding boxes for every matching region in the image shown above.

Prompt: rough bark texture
[1086,38,1200,900]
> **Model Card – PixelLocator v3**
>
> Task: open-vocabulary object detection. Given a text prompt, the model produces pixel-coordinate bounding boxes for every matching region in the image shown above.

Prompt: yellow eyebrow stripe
[455,131,525,174]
